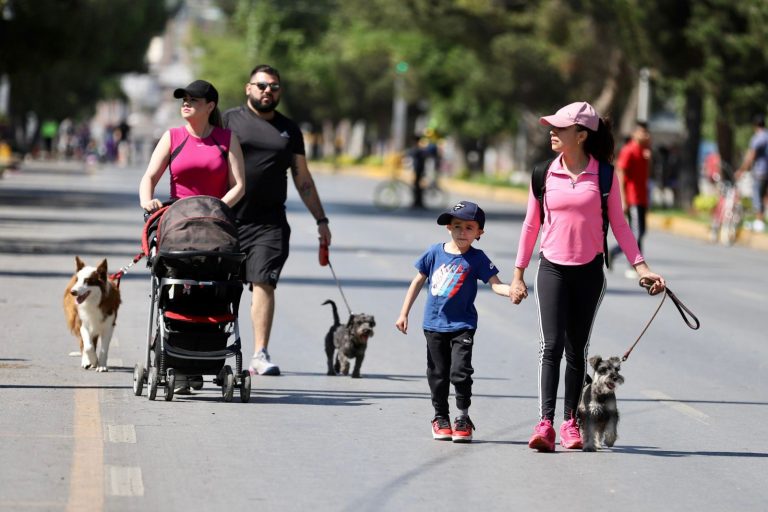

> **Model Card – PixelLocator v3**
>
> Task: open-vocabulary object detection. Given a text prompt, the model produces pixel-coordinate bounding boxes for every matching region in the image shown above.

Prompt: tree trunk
[715,113,734,179]
[678,87,702,209]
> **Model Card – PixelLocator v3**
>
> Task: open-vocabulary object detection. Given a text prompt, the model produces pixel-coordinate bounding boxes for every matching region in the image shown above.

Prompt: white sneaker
[753,219,765,232]
[624,269,638,280]
[249,349,281,376]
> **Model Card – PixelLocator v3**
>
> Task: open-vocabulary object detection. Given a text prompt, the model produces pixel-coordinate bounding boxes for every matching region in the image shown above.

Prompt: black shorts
[237,220,291,287]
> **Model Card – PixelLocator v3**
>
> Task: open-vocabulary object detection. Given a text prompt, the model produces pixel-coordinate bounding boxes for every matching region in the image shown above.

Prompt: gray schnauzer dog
[323,300,375,378]
[577,355,625,452]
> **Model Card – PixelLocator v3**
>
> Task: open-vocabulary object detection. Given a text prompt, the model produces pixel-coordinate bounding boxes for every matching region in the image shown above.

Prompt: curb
[313,161,768,252]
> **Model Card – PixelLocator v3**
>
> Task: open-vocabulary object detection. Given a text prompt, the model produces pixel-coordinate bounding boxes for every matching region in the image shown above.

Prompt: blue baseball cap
[437,201,485,229]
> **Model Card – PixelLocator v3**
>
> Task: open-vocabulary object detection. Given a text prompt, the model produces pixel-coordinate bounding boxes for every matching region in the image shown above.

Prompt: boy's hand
[510,278,528,304]
[395,315,408,334]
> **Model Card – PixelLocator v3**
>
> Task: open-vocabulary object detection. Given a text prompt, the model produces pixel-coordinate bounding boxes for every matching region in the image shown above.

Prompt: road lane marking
[106,466,144,496]
[643,389,709,425]
[66,388,104,512]
[729,288,766,302]
[107,425,136,444]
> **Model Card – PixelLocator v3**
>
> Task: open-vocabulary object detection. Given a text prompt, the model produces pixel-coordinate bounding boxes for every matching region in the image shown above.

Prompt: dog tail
[322,299,340,326]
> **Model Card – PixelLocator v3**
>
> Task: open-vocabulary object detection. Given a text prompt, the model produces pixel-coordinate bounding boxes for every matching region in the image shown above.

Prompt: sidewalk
[312,161,768,252]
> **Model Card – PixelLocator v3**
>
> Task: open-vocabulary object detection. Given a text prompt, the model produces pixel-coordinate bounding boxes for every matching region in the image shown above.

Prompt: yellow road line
[66,388,103,512]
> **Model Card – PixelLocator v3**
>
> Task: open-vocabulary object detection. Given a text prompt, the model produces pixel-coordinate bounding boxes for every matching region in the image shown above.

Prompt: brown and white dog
[63,256,121,371]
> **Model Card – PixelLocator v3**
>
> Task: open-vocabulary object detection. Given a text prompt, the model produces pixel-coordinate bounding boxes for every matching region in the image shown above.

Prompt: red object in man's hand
[319,241,329,266]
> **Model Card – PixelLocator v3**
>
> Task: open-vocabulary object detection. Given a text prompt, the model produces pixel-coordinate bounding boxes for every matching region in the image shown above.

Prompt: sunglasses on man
[249,82,281,91]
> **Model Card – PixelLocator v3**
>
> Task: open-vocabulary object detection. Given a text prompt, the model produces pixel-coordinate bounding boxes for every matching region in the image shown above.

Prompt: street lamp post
[390,61,409,154]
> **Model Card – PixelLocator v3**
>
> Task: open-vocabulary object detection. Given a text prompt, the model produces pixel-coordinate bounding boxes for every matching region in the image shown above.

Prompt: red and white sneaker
[431,416,452,440]
[528,419,556,452]
[560,418,583,449]
[451,415,475,443]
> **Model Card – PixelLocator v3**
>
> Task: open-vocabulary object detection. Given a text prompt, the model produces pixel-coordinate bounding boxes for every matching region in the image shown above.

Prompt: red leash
[109,251,145,288]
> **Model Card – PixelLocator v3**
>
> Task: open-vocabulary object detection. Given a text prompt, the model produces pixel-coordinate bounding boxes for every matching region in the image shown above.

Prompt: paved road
[1,161,766,511]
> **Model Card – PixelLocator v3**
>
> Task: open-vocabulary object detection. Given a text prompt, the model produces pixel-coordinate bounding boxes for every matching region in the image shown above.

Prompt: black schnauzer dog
[323,300,375,378]
[577,355,625,452]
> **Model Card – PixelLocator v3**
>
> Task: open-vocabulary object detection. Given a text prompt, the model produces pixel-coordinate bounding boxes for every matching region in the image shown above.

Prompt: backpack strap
[598,161,614,269]
[168,134,189,167]
[208,131,229,160]
[532,158,555,225]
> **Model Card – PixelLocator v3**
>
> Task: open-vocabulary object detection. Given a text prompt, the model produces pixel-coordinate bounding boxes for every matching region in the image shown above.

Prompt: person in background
[408,134,427,209]
[510,101,665,452]
[607,121,651,276]
[736,114,768,232]
[223,64,331,376]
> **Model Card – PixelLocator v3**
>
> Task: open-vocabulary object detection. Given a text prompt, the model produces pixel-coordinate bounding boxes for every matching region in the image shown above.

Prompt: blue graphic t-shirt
[415,243,499,332]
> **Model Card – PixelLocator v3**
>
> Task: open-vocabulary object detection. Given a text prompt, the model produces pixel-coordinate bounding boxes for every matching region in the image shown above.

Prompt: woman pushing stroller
[139,80,245,212]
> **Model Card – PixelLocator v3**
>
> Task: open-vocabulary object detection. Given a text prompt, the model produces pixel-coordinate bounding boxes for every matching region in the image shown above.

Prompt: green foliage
[0,0,171,122]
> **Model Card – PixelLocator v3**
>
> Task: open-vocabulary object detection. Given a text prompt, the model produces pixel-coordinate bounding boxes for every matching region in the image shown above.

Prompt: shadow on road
[611,446,768,458]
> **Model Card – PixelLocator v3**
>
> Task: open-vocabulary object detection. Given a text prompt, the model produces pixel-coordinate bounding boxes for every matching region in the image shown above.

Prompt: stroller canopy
[157,196,239,254]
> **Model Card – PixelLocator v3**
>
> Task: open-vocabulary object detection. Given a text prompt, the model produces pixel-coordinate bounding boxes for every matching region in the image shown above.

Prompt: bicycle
[709,170,745,246]
[373,154,449,211]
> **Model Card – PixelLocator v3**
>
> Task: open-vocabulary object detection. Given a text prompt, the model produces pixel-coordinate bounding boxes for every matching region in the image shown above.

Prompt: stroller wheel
[220,365,234,402]
[147,366,159,401]
[164,368,175,401]
[239,371,251,403]
[133,363,145,396]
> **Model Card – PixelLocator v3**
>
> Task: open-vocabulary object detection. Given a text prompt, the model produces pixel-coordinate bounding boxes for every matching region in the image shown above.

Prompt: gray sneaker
[249,349,281,376]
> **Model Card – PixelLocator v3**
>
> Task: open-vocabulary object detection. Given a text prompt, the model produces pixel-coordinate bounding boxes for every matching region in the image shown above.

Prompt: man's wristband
[316,217,329,225]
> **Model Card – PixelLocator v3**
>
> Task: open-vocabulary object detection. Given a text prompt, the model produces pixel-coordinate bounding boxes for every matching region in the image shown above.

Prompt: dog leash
[319,241,353,316]
[621,281,700,362]
[108,251,145,288]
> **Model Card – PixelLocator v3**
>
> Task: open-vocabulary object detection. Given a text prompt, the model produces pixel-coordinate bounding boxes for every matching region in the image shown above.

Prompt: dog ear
[75,256,85,270]
[97,259,108,278]
[588,355,602,370]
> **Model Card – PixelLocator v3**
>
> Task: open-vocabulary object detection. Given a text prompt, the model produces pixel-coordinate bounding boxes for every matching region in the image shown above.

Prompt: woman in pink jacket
[510,102,665,452]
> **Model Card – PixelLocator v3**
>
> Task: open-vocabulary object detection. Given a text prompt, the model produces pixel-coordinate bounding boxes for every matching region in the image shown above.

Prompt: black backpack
[531,158,615,269]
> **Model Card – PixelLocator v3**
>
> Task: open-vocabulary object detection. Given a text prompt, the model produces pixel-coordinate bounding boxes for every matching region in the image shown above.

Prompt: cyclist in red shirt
[607,122,651,273]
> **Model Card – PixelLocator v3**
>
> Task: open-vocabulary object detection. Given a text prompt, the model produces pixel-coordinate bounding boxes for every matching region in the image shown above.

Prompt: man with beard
[223,64,332,376]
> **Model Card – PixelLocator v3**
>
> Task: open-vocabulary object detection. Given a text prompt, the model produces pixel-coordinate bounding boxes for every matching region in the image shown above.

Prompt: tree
[0,0,171,149]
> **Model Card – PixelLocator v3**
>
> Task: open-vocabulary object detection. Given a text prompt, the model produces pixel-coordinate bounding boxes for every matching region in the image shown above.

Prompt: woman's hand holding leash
[638,273,665,295]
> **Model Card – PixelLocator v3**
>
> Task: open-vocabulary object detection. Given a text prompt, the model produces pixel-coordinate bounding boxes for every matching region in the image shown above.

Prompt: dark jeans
[609,205,647,261]
[424,329,475,417]
[535,254,605,422]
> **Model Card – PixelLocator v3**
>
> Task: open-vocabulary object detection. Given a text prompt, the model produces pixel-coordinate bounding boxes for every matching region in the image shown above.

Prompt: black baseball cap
[173,80,219,104]
[437,201,486,230]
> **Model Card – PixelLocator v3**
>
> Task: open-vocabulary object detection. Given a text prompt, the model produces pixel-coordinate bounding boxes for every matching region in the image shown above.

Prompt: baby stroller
[132,196,251,402]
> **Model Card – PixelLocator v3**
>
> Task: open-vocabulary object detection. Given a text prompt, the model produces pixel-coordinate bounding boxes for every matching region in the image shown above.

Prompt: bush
[693,194,718,214]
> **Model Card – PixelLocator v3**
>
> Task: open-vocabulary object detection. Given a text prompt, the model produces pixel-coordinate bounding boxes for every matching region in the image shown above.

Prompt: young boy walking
[396,201,510,442]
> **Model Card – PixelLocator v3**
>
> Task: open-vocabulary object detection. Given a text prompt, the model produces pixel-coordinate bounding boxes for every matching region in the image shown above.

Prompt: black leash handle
[622,282,700,362]
[664,287,700,330]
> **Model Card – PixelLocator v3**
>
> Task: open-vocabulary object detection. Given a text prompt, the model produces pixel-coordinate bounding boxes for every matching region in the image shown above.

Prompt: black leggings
[534,254,605,422]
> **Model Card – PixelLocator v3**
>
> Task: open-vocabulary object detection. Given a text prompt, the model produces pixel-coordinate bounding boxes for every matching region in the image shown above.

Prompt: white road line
[105,466,144,497]
[729,288,766,302]
[106,424,136,444]
[643,389,709,425]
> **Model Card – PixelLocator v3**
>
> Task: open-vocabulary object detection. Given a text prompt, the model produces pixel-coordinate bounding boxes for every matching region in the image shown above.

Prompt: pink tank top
[168,126,231,200]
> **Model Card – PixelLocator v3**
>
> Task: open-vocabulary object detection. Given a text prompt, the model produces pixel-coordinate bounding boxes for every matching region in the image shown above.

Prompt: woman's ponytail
[581,117,615,164]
